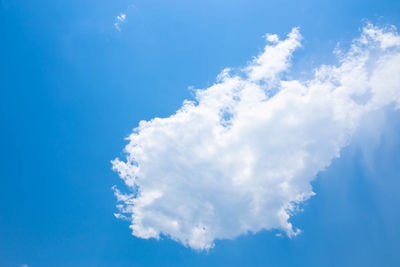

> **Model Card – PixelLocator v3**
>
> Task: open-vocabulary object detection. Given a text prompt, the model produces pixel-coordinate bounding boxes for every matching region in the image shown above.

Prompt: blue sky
[1,0,400,266]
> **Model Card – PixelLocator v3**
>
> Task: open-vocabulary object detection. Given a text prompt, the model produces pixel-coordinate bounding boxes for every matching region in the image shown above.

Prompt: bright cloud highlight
[112,24,400,250]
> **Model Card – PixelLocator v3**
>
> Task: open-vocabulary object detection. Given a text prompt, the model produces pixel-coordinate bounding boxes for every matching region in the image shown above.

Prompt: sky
[1,0,400,266]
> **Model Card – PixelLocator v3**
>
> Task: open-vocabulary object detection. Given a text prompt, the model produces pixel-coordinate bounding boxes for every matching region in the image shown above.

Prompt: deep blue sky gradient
[1,0,400,266]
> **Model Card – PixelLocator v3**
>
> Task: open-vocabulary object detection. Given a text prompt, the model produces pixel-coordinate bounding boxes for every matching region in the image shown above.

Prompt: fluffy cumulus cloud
[112,24,400,250]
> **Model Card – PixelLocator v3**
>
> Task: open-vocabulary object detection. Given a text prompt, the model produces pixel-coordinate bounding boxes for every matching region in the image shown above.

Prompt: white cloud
[112,24,400,250]
[114,13,127,31]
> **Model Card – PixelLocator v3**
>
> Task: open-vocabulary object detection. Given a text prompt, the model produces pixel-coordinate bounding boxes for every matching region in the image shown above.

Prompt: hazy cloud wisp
[114,13,126,31]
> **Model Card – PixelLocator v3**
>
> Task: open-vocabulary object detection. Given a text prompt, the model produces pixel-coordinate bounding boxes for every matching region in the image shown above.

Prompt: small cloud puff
[114,13,126,31]
[112,24,400,250]
[265,33,279,43]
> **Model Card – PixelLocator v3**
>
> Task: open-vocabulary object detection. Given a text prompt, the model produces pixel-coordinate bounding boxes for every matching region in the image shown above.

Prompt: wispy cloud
[112,24,400,250]
[114,13,126,31]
